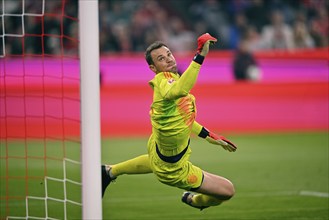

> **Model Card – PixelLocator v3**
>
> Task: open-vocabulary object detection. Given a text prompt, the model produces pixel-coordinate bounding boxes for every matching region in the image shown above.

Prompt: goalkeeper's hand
[197,33,217,56]
[205,131,237,152]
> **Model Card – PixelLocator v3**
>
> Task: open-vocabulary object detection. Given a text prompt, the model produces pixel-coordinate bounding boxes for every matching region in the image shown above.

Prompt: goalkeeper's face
[149,46,177,74]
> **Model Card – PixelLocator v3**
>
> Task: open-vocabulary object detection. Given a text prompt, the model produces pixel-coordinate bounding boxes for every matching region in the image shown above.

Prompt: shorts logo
[187,175,198,184]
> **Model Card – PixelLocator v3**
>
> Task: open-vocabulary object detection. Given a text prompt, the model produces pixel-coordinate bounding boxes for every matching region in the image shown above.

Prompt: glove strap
[193,53,205,65]
[198,127,209,138]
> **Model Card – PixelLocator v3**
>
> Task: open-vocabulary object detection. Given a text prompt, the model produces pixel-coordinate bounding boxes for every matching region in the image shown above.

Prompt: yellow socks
[192,194,222,207]
[110,154,152,177]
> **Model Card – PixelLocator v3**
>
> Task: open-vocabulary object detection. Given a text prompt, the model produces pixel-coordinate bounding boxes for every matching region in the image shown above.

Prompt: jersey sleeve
[192,121,203,136]
[159,61,201,100]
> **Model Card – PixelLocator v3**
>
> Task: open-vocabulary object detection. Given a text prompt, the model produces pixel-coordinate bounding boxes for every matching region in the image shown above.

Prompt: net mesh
[0,0,81,219]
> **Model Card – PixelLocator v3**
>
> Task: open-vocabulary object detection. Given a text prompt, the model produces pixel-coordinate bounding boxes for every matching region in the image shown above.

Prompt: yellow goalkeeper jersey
[148,61,202,157]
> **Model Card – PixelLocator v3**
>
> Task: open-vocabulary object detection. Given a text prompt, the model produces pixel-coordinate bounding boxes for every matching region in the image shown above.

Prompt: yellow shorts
[147,134,203,191]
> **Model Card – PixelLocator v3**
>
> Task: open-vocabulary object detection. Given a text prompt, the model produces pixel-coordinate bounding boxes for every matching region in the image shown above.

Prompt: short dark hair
[145,41,168,65]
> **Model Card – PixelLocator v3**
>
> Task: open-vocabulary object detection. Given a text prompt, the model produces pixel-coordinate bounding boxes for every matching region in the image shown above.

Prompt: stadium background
[1,0,328,219]
[2,0,328,137]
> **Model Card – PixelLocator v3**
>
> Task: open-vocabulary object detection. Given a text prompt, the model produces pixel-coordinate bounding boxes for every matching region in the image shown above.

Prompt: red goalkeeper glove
[197,33,217,55]
[198,127,237,152]
[206,132,237,152]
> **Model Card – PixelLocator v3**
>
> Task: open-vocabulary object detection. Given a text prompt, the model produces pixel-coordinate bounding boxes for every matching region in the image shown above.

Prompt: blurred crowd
[99,0,328,54]
[2,0,328,56]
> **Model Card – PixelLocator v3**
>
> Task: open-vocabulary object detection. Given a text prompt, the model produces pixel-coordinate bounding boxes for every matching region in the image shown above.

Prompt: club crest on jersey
[168,78,175,84]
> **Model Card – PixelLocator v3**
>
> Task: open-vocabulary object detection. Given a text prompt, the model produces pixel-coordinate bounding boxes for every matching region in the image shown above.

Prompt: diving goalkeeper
[102,33,237,210]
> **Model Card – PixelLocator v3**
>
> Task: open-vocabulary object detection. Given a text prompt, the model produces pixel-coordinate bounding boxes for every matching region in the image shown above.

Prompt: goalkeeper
[102,33,237,210]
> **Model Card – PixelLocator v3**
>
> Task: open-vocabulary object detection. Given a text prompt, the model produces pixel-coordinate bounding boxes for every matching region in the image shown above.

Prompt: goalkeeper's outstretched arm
[192,121,237,152]
[161,33,217,100]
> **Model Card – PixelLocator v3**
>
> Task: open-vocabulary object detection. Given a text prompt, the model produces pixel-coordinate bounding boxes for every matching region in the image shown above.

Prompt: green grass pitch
[1,132,328,219]
[102,132,328,220]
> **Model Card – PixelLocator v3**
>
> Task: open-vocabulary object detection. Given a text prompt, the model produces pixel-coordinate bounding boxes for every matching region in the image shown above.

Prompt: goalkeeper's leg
[107,154,152,177]
[182,171,235,209]
[102,154,152,197]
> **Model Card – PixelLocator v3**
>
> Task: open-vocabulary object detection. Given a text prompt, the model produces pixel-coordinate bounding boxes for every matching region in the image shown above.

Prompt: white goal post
[79,0,102,219]
[1,0,102,218]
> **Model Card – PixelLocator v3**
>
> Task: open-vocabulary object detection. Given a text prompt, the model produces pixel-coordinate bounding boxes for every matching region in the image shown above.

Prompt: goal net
[0,0,82,219]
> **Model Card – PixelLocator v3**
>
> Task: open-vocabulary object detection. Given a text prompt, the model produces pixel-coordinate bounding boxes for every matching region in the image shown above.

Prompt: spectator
[244,25,263,52]
[233,39,261,81]
[167,17,196,53]
[188,0,230,49]
[260,10,295,50]
[228,12,249,49]
[244,0,268,33]
[309,19,327,48]
[292,20,314,49]
[310,7,328,47]
[129,0,163,51]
